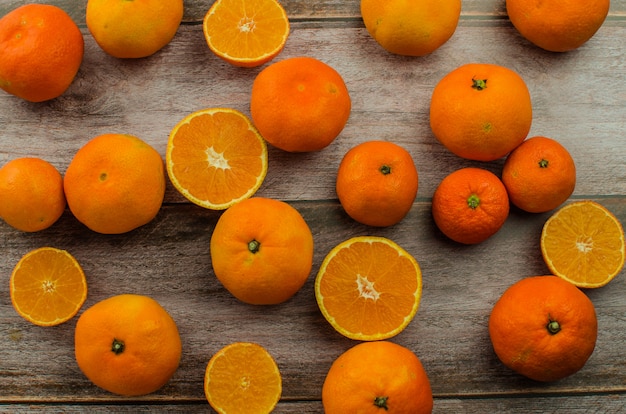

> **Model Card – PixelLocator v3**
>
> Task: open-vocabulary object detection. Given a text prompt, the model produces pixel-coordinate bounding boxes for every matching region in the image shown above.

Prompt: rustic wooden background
[0,0,625,412]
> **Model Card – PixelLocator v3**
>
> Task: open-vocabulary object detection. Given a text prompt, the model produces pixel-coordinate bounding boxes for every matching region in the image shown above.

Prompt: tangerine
[74,294,182,396]
[210,197,314,305]
[86,0,184,58]
[0,4,84,102]
[502,136,576,213]
[0,157,66,232]
[336,140,418,227]
[203,0,289,67]
[489,275,597,382]
[322,341,433,413]
[506,0,610,52]
[250,56,351,152]
[432,167,510,244]
[361,0,461,56]
[64,133,166,234]
[430,63,532,161]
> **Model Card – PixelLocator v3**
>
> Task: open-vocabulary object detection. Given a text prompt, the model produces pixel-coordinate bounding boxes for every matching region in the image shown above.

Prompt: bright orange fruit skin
[64,133,166,234]
[86,0,183,58]
[74,294,182,396]
[322,341,433,413]
[250,56,351,152]
[0,157,66,232]
[432,167,510,244]
[489,275,598,382]
[336,140,418,227]
[361,0,461,57]
[506,0,610,52]
[210,197,314,305]
[502,136,576,213]
[0,4,84,102]
[430,63,532,161]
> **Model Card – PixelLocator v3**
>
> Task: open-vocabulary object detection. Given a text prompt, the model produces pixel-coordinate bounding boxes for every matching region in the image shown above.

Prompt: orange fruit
[204,342,282,414]
[489,275,598,382]
[430,63,533,161]
[74,294,182,396]
[203,0,289,68]
[64,133,166,234]
[361,0,461,57]
[506,0,610,52]
[10,247,87,327]
[502,136,577,213]
[336,140,418,227]
[166,108,268,210]
[86,0,184,58]
[322,341,433,413]
[315,236,422,341]
[210,197,314,305]
[0,157,66,232]
[432,167,510,245]
[250,56,351,152]
[0,4,83,102]
[540,200,625,288]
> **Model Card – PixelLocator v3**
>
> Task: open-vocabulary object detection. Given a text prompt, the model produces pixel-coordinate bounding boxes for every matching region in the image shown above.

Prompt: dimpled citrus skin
[0,4,84,102]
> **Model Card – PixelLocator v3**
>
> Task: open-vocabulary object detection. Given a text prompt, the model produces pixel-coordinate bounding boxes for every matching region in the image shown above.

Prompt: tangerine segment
[203,0,290,68]
[541,200,625,288]
[204,342,282,414]
[10,247,87,326]
[315,236,422,341]
[166,108,268,210]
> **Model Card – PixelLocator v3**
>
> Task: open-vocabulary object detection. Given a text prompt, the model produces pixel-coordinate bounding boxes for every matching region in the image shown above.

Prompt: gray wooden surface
[0,1,625,412]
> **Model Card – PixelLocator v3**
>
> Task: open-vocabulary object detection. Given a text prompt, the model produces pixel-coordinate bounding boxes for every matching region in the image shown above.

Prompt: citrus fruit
[0,157,66,232]
[86,0,184,58]
[64,133,166,234]
[203,0,289,68]
[210,197,314,305]
[489,275,598,382]
[323,341,433,413]
[361,0,461,57]
[250,56,351,152]
[502,136,576,213]
[315,236,422,341]
[506,0,610,52]
[74,294,182,396]
[336,140,418,227]
[540,200,625,288]
[204,342,282,414]
[430,63,532,161]
[166,108,268,210]
[10,247,87,327]
[432,167,510,245]
[0,4,84,102]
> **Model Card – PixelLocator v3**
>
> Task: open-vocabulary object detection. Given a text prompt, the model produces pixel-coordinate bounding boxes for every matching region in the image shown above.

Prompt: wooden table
[1,1,625,412]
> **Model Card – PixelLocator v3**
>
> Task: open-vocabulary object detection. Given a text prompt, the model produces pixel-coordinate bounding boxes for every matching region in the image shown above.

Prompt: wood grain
[0,1,624,412]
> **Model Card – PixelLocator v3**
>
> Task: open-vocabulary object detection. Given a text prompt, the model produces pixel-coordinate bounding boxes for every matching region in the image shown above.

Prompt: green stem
[248,239,260,254]
[374,396,389,410]
[467,194,480,209]
[111,338,125,355]
[472,78,488,91]
[379,164,392,175]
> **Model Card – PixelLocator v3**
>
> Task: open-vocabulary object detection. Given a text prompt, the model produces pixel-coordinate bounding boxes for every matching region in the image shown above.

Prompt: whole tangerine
[74,294,182,396]
[64,133,166,234]
[489,275,597,382]
[250,56,351,152]
[0,4,84,102]
[502,136,576,213]
[336,140,418,227]
[210,197,314,305]
[432,167,510,244]
[86,0,184,58]
[506,0,610,52]
[0,157,66,232]
[361,0,461,56]
[430,63,532,161]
